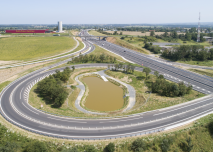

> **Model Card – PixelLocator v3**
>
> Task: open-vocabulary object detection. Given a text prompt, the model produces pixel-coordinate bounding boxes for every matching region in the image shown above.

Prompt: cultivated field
[0,37,75,61]
[106,31,167,36]
[88,30,106,36]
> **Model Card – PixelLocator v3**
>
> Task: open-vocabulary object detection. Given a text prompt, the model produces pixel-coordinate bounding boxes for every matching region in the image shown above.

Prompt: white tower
[197,13,200,42]
[58,21,62,32]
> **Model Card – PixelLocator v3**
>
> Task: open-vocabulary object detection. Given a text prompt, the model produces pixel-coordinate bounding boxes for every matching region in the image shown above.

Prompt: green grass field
[0,37,75,61]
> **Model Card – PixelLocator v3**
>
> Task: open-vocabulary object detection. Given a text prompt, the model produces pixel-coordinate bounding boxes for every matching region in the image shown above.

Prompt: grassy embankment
[88,30,150,54]
[0,81,11,92]
[0,36,75,61]
[188,69,213,78]
[177,60,213,67]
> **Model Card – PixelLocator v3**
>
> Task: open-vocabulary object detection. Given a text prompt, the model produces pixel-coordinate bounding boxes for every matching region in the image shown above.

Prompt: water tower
[58,21,62,32]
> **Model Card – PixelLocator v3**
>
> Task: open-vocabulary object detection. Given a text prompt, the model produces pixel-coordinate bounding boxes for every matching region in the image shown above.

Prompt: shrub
[24,141,48,152]
[105,143,115,152]
[131,138,147,152]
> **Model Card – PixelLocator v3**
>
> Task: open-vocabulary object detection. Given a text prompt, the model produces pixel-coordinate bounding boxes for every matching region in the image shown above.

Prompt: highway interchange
[0,30,213,140]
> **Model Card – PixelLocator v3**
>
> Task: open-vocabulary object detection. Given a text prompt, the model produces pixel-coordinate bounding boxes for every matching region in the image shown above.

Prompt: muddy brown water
[82,76,124,112]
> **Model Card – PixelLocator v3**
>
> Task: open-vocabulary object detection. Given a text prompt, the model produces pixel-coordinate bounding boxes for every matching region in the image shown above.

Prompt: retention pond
[82,76,124,112]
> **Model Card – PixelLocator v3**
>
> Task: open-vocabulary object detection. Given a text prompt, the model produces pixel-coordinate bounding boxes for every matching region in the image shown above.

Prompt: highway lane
[1,61,213,139]
[84,31,213,94]
[1,34,213,140]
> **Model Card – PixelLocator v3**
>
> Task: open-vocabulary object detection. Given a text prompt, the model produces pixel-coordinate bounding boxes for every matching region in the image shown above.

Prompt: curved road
[1,35,213,140]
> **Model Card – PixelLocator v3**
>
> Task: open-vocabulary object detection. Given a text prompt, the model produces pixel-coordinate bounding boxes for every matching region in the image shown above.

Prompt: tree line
[37,67,73,107]
[108,63,135,73]
[151,71,192,97]
[68,53,117,64]
[144,42,161,54]
[162,45,213,61]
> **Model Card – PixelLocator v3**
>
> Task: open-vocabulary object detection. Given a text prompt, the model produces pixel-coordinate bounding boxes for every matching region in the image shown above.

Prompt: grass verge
[188,68,213,78]
[177,60,213,67]
[0,36,75,61]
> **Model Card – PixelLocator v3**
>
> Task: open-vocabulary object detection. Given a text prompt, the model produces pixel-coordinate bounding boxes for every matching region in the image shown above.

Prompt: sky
[0,0,212,24]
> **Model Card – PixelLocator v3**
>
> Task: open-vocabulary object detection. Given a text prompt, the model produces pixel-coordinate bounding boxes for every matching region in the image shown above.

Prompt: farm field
[88,30,106,36]
[0,36,75,61]
[106,31,169,36]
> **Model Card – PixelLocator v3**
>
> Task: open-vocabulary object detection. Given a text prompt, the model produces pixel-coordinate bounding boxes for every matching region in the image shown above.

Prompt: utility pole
[197,12,201,42]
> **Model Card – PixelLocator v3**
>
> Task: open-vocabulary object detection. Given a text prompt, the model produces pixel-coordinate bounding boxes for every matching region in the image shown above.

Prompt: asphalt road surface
[1,34,213,140]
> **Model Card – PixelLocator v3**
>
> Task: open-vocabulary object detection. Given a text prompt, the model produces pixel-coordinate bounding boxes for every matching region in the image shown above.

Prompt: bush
[24,141,48,152]
[105,143,115,152]
[0,142,20,152]
[68,53,117,64]
[131,138,147,152]
[151,75,192,97]
[84,145,96,152]
[37,67,71,107]
[62,147,79,152]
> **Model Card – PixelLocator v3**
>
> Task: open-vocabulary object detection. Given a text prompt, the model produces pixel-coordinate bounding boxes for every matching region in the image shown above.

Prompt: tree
[99,53,106,62]
[178,82,187,96]
[150,31,155,36]
[72,66,75,71]
[108,64,110,69]
[163,31,168,37]
[113,31,117,35]
[143,67,151,79]
[105,143,115,152]
[113,57,116,63]
[120,32,123,35]
[118,63,123,70]
[154,71,159,78]
[131,65,135,73]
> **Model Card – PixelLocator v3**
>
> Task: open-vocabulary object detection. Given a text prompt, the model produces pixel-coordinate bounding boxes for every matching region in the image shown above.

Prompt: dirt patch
[0,61,51,83]
[107,37,116,43]
[76,37,82,42]
[0,60,18,65]
[120,76,132,83]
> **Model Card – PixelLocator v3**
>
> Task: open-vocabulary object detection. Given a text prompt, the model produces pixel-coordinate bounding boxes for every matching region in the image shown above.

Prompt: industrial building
[5,29,50,33]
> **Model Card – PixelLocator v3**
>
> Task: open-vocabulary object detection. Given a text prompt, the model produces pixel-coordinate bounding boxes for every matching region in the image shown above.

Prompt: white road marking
[20,87,24,99]
[22,102,39,115]
[154,98,213,116]
[47,117,87,123]
[99,117,143,123]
